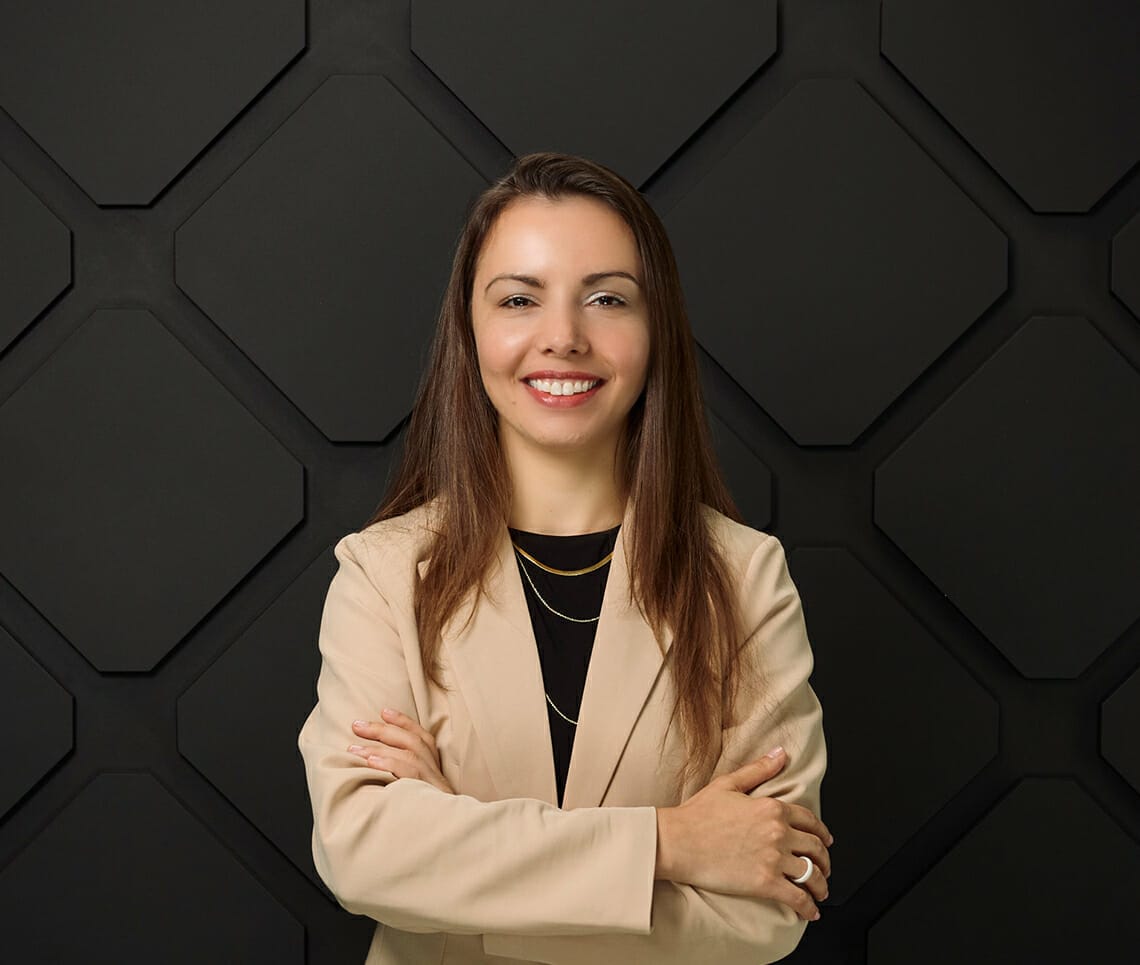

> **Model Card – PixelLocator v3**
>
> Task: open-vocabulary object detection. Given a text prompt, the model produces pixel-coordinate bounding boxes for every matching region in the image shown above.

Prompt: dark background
[1,1,1138,962]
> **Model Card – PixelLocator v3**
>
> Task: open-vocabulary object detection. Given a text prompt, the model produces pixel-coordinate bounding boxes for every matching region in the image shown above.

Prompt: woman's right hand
[658,747,832,921]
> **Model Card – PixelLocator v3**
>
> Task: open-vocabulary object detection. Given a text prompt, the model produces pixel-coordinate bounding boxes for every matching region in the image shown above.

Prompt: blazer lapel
[439,503,673,809]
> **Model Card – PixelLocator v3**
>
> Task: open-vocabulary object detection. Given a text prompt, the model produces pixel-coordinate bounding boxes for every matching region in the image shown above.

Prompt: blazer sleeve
[297,532,660,936]
[481,533,827,965]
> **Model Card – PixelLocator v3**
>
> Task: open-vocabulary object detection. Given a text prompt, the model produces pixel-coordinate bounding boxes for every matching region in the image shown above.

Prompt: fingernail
[347,745,364,754]
[811,910,820,921]
[765,746,784,758]
[353,719,367,727]
[382,708,395,718]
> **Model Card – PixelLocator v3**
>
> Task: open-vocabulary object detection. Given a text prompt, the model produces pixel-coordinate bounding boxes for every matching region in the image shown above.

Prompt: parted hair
[363,151,766,797]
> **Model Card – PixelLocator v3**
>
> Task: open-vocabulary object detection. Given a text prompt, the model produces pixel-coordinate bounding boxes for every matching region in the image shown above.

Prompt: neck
[503,434,626,535]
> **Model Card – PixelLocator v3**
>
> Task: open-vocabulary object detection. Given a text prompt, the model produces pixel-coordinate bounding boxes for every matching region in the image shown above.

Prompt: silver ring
[791,855,814,885]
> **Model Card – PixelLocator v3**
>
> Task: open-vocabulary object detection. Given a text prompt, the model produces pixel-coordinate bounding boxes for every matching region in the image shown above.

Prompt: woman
[298,152,830,965]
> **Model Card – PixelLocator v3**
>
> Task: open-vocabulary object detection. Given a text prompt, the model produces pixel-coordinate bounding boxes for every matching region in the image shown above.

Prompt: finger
[722,750,787,793]
[783,854,828,903]
[785,803,834,845]
[352,719,420,754]
[788,829,832,879]
[770,876,820,922]
[363,752,398,776]
[381,708,436,750]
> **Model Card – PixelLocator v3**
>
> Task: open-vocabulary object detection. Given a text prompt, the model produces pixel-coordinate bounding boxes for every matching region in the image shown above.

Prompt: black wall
[1,1,1138,962]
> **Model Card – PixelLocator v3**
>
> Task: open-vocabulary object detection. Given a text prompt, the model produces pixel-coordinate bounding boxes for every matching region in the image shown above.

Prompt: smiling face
[470,194,651,468]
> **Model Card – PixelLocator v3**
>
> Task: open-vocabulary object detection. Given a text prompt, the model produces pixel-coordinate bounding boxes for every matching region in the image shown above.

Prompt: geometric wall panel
[708,410,772,530]
[0,773,303,963]
[0,2,305,204]
[1103,666,1140,796]
[179,547,339,894]
[666,79,1008,445]
[791,547,998,903]
[0,161,69,352]
[0,308,303,671]
[410,0,778,188]
[0,627,72,820]
[867,778,1140,963]
[1112,209,1140,322]
[882,1,1140,213]
[176,75,487,443]
[875,316,1140,678]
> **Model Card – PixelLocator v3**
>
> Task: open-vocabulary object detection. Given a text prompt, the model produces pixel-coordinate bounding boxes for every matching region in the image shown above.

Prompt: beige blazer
[297,500,826,965]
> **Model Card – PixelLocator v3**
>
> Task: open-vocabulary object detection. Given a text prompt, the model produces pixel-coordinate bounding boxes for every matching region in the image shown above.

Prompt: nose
[539,302,589,356]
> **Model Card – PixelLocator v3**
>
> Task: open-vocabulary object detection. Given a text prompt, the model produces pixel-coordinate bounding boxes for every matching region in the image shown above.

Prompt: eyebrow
[484,270,641,294]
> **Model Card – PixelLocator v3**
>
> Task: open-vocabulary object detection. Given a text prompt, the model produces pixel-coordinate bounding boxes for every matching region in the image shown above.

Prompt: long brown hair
[364,151,764,796]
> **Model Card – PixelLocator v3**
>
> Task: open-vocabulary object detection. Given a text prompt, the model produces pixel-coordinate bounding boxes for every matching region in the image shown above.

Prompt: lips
[521,370,604,382]
[522,378,601,406]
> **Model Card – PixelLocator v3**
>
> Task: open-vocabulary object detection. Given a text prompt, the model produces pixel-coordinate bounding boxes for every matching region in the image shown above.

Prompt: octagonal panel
[1103,666,1140,795]
[0,2,304,204]
[707,410,772,530]
[176,74,486,442]
[0,161,70,352]
[882,0,1140,212]
[180,545,337,893]
[665,78,1007,445]
[875,315,1140,678]
[411,0,777,187]
[0,772,303,962]
[791,547,997,902]
[0,627,72,819]
[1112,209,1140,322]
[868,778,1140,963]
[0,308,303,671]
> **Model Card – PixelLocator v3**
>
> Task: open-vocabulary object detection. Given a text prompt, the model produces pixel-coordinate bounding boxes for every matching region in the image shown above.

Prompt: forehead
[475,196,639,273]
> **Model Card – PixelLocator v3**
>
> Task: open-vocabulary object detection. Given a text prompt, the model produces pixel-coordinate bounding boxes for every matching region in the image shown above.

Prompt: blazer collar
[438,501,673,809]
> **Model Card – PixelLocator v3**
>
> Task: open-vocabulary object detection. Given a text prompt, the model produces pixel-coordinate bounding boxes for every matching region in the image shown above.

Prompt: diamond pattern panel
[875,316,1140,678]
[1112,210,1140,322]
[411,0,777,187]
[867,778,1140,963]
[0,308,303,671]
[180,546,338,893]
[665,78,1007,445]
[0,627,72,820]
[882,0,1140,212]
[792,547,997,903]
[707,410,772,530]
[176,74,486,443]
[0,5,1136,962]
[0,2,304,204]
[0,773,303,962]
[0,162,70,352]
[1103,667,1140,796]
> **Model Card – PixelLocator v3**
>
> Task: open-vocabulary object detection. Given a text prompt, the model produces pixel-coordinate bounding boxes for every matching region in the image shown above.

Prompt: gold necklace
[510,540,615,730]
[510,542,615,574]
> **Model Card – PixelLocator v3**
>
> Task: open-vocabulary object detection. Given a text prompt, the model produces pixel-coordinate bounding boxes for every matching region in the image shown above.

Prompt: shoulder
[334,501,440,587]
[699,504,781,569]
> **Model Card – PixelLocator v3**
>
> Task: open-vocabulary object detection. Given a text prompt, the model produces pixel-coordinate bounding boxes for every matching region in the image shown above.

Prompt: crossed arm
[297,531,825,964]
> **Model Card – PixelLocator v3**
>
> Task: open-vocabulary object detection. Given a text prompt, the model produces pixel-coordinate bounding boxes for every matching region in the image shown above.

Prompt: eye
[591,293,627,307]
[500,295,535,309]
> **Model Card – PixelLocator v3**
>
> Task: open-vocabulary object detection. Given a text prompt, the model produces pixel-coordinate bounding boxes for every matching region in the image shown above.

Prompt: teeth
[527,378,599,396]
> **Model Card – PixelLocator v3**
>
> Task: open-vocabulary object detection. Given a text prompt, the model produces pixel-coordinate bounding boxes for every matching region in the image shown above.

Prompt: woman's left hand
[348,708,457,795]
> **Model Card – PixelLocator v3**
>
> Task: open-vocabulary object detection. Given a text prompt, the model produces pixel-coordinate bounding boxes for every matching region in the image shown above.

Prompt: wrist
[654,807,682,881]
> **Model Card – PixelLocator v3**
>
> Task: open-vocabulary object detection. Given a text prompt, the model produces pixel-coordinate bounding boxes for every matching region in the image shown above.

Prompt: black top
[508,523,621,808]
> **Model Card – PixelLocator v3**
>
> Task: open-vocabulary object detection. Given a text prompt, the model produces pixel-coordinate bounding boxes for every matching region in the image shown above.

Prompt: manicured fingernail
[765,746,784,758]
[347,745,364,753]
[353,719,367,727]
[811,910,820,921]
[382,708,395,718]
